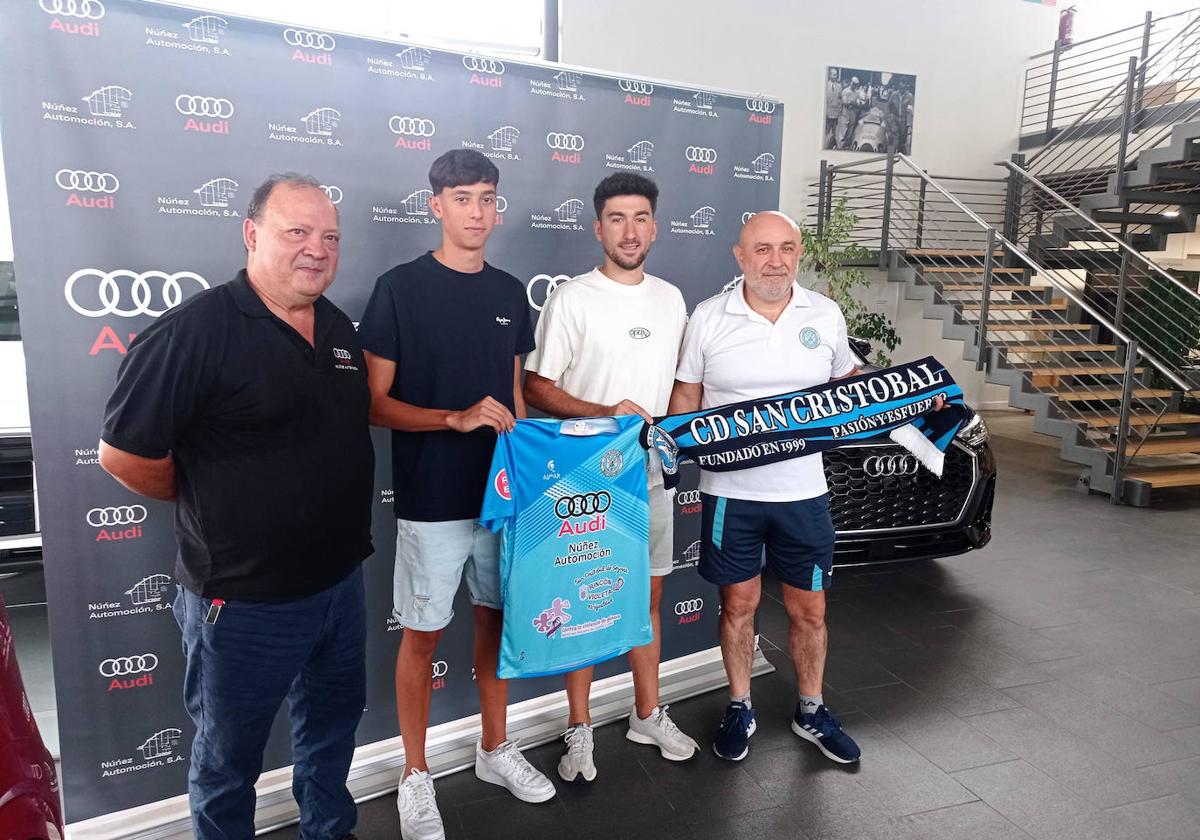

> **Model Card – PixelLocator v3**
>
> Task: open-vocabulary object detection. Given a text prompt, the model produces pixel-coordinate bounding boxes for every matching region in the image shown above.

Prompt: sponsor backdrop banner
[0,0,782,823]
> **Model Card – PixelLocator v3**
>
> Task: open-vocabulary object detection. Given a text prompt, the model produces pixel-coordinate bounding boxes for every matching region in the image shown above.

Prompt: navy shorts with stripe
[699,493,835,591]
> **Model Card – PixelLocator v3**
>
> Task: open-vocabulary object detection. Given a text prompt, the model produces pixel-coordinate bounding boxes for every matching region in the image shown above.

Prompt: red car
[0,595,63,840]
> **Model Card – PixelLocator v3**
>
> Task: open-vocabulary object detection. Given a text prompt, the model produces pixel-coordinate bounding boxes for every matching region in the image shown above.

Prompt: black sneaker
[792,703,861,764]
[713,701,757,761]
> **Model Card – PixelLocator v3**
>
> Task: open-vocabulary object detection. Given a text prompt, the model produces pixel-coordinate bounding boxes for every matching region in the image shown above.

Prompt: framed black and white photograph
[822,66,916,154]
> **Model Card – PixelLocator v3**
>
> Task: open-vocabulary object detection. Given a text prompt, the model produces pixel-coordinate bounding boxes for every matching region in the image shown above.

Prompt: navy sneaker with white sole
[713,701,757,761]
[792,703,861,764]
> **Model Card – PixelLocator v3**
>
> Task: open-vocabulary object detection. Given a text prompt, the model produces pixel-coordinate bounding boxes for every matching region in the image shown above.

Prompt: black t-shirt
[100,271,375,600]
[358,252,535,521]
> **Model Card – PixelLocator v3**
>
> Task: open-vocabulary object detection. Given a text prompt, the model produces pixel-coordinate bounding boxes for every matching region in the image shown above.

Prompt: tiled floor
[260,416,1200,840]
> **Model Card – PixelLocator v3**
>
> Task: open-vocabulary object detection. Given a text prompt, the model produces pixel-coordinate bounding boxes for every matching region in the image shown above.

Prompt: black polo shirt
[101,271,375,600]
[358,253,535,521]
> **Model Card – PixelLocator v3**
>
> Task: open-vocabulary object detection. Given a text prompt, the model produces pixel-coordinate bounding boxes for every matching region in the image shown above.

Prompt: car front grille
[824,442,976,533]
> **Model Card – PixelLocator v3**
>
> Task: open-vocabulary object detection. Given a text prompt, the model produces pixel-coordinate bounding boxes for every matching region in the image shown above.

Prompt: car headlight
[955,412,989,449]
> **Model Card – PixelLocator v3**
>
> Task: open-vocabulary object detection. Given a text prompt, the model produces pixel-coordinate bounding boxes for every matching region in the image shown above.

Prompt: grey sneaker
[625,704,699,761]
[396,769,445,840]
[557,723,597,782]
[475,739,557,803]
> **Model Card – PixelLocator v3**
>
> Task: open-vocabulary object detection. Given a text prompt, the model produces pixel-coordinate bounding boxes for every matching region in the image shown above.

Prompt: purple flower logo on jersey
[532,597,572,636]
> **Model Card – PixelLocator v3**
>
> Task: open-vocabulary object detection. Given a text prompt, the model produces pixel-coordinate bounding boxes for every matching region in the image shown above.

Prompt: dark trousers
[173,568,366,840]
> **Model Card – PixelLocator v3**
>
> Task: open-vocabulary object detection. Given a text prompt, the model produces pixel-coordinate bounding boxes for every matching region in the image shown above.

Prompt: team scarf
[641,357,969,488]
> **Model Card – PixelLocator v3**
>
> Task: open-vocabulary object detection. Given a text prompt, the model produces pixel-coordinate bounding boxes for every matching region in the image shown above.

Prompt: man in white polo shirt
[667,210,862,764]
[524,173,699,783]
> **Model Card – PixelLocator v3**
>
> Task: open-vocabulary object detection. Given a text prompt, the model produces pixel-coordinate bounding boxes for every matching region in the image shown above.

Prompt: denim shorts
[393,518,502,631]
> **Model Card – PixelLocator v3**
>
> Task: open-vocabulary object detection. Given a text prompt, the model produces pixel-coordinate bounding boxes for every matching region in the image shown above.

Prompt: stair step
[1055,388,1174,402]
[1123,465,1200,488]
[1120,189,1200,206]
[1091,210,1182,225]
[961,303,1067,311]
[999,343,1117,352]
[921,266,1026,274]
[1153,165,1200,185]
[971,322,1091,330]
[1019,365,1142,376]
[1100,438,1200,456]
[906,249,1005,258]
[1082,412,1200,430]
[939,283,1032,291]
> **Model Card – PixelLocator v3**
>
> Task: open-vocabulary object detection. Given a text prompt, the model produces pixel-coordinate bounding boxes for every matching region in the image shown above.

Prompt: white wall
[560,0,1060,221]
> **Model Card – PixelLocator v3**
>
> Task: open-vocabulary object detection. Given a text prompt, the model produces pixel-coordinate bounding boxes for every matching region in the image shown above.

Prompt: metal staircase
[813,154,1200,506]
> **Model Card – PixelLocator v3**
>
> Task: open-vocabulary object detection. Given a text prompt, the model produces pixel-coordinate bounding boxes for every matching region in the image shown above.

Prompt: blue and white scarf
[642,357,969,486]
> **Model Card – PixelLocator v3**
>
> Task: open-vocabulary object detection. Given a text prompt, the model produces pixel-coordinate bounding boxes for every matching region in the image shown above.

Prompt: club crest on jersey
[494,468,511,500]
[800,327,821,349]
[599,449,623,477]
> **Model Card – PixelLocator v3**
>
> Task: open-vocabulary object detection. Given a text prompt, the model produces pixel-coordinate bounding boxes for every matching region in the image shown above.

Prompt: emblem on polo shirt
[600,449,624,477]
[799,327,821,349]
[332,347,359,371]
[629,327,651,339]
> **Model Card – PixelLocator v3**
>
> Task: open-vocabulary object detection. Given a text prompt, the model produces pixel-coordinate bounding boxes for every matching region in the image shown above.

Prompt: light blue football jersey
[480,415,652,679]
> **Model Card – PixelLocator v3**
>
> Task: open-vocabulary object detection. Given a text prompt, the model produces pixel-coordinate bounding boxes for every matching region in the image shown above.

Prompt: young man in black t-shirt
[358,150,553,840]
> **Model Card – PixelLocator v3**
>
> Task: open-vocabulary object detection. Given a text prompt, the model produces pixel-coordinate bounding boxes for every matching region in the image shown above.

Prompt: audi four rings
[99,654,158,677]
[321,185,343,204]
[463,55,505,74]
[553,492,611,519]
[40,0,105,17]
[65,269,211,318]
[284,29,335,50]
[526,274,571,311]
[685,146,718,163]
[546,132,585,151]
[745,98,777,113]
[862,455,920,478]
[388,116,436,136]
[674,599,704,615]
[676,490,701,505]
[87,505,148,527]
[431,661,448,678]
[56,169,119,192]
[618,80,654,94]
[175,95,235,118]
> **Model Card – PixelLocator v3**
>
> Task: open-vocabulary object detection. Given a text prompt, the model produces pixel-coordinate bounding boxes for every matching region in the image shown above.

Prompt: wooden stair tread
[907,248,1005,257]
[940,284,1034,291]
[1123,466,1200,488]
[1055,388,1173,401]
[921,266,1026,274]
[1082,412,1200,429]
[1100,438,1200,456]
[973,322,1090,330]
[1000,343,1117,351]
[1019,365,1143,375]
[961,302,1067,311]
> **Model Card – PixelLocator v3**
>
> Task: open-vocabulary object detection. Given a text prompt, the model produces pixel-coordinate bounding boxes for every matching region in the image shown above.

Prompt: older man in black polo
[98,174,373,840]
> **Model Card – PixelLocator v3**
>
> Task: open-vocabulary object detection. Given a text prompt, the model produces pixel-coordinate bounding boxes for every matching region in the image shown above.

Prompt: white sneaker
[475,739,557,803]
[396,769,445,840]
[625,704,699,761]
[557,723,597,782]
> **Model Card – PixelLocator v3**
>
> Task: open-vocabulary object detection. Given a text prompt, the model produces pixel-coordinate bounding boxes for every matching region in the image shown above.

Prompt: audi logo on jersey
[554,492,611,519]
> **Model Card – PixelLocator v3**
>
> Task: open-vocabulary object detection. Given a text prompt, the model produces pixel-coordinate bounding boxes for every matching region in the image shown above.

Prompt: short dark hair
[593,173,658,219]
[246,173,329,222]
[428,149,500,193]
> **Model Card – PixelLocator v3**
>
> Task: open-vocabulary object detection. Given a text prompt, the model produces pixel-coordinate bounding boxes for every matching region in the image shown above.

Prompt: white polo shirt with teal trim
[674,281,856,502]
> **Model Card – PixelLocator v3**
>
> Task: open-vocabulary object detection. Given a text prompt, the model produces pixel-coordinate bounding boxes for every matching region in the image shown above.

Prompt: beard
[746,272,793,301]
[604,241,649,271]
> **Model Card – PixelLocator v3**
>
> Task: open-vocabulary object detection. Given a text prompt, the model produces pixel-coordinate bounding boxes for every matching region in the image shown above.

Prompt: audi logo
[284,29,335,50]
[332,348,352,361]
[175,95,234,118]
[388,116,436,136]
[674,599,704,615]
[685,146,718,163]
[98,654,158,677]
[745,99,777,114]
[863,454,920,478]
[676,490,701,506]
[742,211,756,224]
[463,55,505,74]
[65,269,210,318]
[546,132,585,151]
[321,184,343,205]
[432,660,448,678]
[495,195,508,214]
[526,273,572,312]
[40,0,104,18]
[554,492,611,519]
[87,505,147,527]
[618,80,654,95]
[55,169,118,193]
